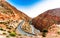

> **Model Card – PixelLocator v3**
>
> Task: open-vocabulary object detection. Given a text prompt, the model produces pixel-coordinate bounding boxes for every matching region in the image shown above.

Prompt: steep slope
[0,0,32,38]
[32,8,60,32]
[1,0,31,22]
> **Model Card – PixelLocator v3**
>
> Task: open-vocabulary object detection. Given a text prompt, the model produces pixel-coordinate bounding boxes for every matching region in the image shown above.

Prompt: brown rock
[1,1,31,22]
[32,8,60,32]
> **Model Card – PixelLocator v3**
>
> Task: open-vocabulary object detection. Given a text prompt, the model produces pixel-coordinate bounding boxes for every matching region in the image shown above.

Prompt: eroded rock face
[0,0,31,21]
[32,8,60,32]
[0,0,32,38]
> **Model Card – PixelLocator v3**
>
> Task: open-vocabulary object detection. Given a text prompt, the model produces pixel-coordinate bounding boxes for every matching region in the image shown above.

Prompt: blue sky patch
[6,0,44,7]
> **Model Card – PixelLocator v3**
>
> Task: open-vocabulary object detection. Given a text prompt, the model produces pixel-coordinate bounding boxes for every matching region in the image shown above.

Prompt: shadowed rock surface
[32,8,60,32]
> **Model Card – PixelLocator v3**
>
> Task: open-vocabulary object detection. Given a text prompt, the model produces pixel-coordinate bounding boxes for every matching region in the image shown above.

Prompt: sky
[6,0,60,18]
